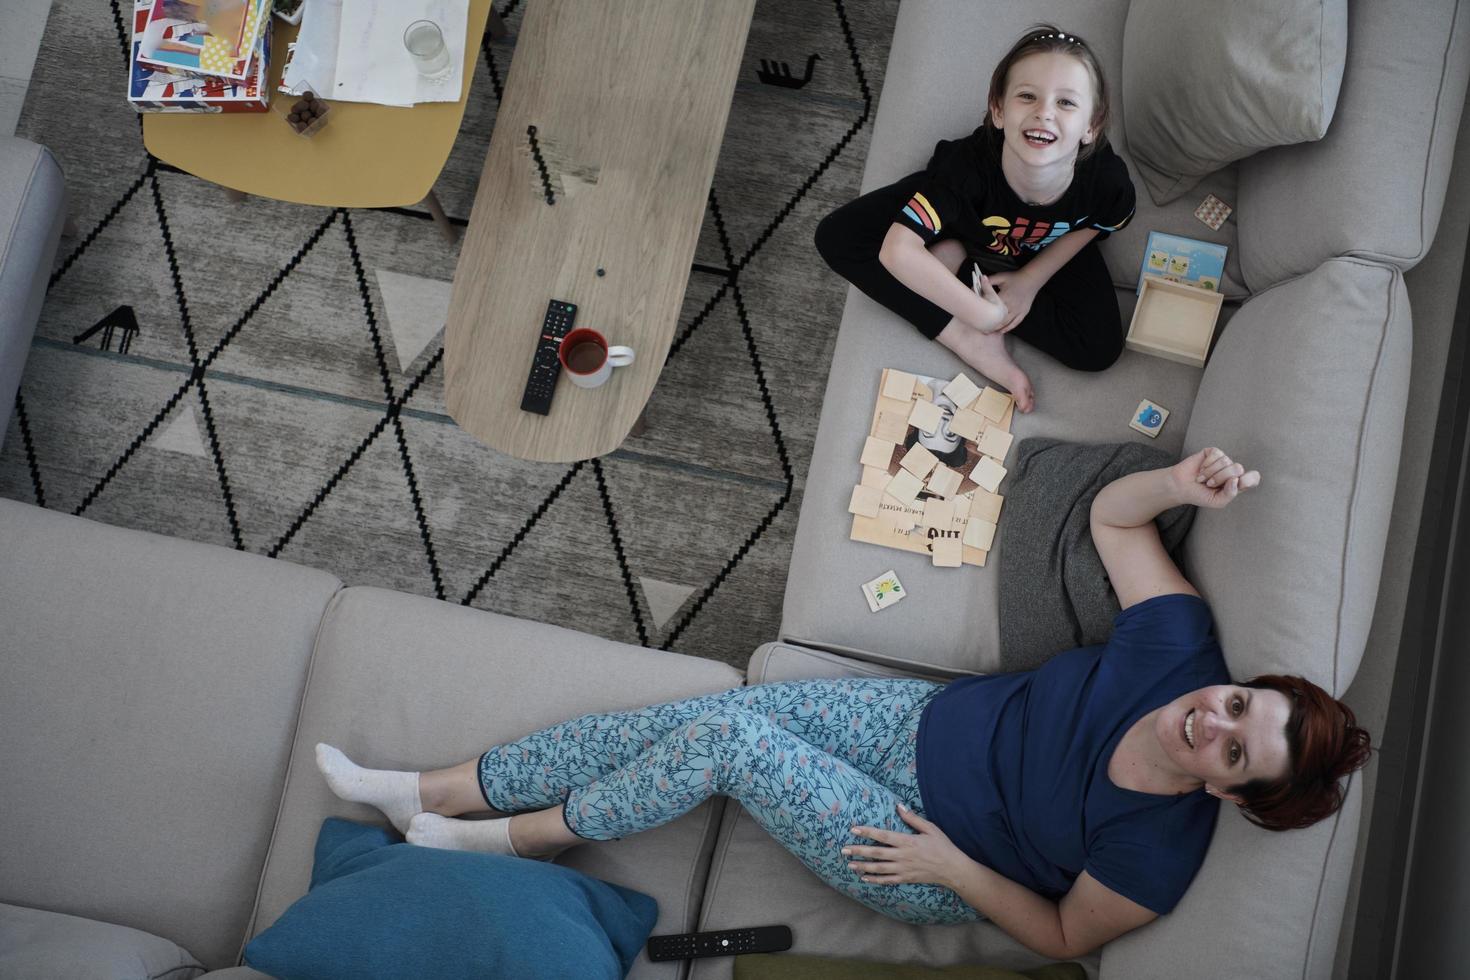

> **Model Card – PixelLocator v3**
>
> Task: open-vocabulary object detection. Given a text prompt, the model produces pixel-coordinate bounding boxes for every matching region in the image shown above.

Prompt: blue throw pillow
[245,818,659,980]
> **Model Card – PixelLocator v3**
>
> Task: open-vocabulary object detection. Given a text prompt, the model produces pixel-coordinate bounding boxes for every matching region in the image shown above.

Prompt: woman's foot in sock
[407,812,519,856]
[937,321,1035,413]
[315,743,422,835]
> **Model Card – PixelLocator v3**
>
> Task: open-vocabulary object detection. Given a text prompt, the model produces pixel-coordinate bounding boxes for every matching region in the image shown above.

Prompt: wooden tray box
[1125,275,1225,368]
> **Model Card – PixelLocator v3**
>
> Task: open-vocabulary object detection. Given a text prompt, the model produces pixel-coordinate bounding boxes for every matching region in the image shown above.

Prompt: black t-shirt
[895,126,1135,268]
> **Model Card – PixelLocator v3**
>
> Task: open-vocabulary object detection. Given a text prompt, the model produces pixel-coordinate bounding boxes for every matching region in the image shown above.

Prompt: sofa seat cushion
[247,586,744,980]
[779,284,1208,674]
[0,500,343,970]
[245,819,658,980]
[0,903,204,980]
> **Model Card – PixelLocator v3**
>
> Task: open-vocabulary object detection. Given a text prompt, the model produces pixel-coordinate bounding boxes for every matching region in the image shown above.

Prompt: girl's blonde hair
[984,24,1112,164]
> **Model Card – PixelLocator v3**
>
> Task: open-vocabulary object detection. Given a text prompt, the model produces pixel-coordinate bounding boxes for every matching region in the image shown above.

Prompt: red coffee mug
[558,328,635,388]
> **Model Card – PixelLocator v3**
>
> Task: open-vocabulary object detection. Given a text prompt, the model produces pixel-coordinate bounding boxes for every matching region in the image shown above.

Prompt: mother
[318,445,1371,959]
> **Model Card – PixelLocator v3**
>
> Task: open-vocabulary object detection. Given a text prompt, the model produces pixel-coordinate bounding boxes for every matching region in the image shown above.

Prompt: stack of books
[128,0,274,113]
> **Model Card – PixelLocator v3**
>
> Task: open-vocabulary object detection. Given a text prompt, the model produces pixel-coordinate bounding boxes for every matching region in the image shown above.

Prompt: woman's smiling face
[989,52,1097,164]
[1155,685,1294,799]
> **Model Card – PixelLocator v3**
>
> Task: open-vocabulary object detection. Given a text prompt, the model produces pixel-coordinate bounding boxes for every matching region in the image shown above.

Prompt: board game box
[1136,231,1228,295]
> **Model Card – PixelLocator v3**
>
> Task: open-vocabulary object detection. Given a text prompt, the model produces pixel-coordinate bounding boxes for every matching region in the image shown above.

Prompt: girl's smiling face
[989,52,1098,165]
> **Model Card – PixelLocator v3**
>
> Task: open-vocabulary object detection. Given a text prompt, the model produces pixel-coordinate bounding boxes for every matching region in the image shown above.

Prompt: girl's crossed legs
[319,678,980,925]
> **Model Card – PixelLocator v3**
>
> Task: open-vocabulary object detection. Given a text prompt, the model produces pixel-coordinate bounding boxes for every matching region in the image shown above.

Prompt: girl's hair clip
[1035,31,1084,44]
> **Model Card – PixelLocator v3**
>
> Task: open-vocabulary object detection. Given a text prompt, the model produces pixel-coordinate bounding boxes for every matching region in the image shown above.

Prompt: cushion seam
[150,965,205,980]
[676,796,728,980]
[1333,263,1397,695]
[0,150,45,282]
[1299,770,1352,980]
[699,804,743,934]
[1417,0,1463,261]
[1317,0,1326,128]
[233,582,346,966]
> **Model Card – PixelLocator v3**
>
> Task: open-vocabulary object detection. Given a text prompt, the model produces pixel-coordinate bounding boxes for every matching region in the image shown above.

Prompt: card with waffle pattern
[1194,194,1233,231]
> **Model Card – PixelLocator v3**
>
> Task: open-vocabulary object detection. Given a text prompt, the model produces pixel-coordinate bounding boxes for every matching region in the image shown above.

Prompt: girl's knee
[1073,337,1124,372]
[1058,321,1124,372]
[813,211,843,264]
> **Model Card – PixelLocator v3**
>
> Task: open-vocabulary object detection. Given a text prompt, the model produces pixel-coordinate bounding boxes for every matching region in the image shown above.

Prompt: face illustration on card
[1147,249,1169,272]
[1168,255,1191,276]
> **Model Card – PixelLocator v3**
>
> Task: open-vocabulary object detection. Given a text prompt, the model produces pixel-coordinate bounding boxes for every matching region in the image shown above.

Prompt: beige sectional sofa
[3,0,1469,978]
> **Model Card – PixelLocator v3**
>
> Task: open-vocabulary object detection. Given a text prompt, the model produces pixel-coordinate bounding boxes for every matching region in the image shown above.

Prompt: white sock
[407,812,519,857]
[315,743,422,835]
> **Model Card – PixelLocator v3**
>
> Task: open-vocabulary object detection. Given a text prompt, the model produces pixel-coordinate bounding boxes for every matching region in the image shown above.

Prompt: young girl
[315,450,1373,958]
[815,26,1136,414]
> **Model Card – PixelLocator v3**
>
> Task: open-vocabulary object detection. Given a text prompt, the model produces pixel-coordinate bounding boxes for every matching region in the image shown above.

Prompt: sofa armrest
[0,137,65,445]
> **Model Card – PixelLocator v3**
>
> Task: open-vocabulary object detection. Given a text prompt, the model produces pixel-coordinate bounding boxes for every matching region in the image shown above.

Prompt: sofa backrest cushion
[1181,259,1410,695]
[1237,0,1470,288]
[0,903,205,980]
[1122,0,1347,206]
[0,499,342,970]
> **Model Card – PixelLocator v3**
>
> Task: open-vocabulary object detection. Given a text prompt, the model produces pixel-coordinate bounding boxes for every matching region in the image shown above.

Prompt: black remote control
[645,925,792,961]
[519,299,577,415]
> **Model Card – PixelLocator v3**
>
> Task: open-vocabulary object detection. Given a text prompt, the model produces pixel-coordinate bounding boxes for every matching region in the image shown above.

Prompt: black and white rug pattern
[1,0,898,668]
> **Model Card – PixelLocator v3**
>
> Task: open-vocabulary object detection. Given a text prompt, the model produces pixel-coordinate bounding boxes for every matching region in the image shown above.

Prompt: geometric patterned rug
[0,0,900,668]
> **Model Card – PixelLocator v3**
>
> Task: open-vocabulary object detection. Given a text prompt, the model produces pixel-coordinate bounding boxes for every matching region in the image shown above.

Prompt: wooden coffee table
[444,0,756,462]
[142,0,493,221]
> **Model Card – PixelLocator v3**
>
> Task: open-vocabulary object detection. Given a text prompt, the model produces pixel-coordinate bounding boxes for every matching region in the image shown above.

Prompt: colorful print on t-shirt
[903,193,943,235]
[980,216,1077,257]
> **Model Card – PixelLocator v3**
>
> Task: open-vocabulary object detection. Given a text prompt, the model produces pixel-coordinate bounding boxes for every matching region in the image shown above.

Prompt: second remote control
[646,925,792,961]
[519,299,577,415]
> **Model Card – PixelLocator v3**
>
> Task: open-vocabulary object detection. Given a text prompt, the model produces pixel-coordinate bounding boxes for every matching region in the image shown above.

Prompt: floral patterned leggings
[477,678,982,924]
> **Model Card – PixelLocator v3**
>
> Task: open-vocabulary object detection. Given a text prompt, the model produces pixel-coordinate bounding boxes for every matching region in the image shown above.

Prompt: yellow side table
[143,0,493,235]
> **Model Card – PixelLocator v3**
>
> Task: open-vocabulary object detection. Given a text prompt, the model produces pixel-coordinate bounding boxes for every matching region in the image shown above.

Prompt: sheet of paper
[282,0,343,96]
[334,0,469,106]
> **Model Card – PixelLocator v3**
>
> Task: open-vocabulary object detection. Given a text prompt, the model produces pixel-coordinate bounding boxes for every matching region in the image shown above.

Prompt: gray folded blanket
[996,438,1195,672]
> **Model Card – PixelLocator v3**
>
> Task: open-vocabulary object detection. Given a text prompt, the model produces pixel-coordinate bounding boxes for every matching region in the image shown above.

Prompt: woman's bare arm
[948,863,1157,958]
[1090,448,1260,609]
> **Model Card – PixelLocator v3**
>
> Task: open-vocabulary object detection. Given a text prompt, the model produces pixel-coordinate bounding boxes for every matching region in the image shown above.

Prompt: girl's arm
[1090,448,1261,610]
[986,227,1098,333]
[878,224,1007,332]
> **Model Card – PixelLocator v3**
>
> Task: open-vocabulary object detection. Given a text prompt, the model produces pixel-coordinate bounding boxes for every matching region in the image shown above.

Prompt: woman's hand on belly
[842,804,968,888]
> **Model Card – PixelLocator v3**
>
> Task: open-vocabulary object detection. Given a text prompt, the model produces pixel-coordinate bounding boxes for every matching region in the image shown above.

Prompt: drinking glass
[403,20,452,78]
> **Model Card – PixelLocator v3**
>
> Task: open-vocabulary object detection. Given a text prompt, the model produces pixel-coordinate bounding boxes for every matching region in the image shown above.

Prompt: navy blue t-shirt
[916,593,1230,915]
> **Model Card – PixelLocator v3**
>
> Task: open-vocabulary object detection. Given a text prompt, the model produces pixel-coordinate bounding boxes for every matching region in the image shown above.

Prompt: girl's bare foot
[936,321,1035,413]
